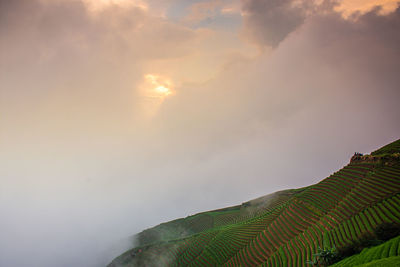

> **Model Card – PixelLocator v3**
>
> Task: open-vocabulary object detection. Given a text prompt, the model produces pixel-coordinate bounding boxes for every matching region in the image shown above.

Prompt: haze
[1,0,400,266]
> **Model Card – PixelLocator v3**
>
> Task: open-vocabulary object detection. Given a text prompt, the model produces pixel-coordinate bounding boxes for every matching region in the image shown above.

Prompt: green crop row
[331,235,400,266]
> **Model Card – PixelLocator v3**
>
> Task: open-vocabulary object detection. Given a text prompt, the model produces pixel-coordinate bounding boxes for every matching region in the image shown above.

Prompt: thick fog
[1,0,399,266]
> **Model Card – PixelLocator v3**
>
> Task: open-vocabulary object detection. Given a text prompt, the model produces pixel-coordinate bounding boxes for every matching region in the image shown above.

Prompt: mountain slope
[109,139,400,266]
[331,235,400,267]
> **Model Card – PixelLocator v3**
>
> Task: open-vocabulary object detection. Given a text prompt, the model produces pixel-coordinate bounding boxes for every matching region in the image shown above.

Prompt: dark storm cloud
[241,0,336,47]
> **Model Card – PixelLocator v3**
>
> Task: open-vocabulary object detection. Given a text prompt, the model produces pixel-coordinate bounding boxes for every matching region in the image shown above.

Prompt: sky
[0,0,399,266]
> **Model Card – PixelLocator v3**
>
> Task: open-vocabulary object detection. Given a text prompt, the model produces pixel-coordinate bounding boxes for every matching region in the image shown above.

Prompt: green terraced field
[109,139,400,266]
[331,235,400,266]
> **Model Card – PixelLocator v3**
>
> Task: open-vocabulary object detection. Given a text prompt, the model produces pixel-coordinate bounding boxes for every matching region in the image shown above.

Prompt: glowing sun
[144,74,173,98]
[137,74,174,118]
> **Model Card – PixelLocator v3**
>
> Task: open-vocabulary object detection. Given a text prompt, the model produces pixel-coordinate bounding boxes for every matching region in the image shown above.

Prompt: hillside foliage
[109,139,400,266]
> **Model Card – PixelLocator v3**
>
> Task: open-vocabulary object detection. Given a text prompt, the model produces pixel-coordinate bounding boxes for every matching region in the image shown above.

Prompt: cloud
[337,0,399,16]
[181,0,241,25]
[150,4,400,185]
[0,0,196,68]
[0,0,199,139]
[240,0,337,47]
[0,1,202,267]
[240,0,400,48]
[183,0,224,24]
[1,1,400,267]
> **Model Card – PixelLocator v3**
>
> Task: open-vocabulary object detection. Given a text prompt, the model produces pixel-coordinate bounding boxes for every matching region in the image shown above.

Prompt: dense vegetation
[109,139,400,266]
[331,235,400,266]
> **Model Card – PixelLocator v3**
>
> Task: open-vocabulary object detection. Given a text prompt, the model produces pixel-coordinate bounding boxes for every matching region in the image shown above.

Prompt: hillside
[109,139,400,266]
[331,235,400,266]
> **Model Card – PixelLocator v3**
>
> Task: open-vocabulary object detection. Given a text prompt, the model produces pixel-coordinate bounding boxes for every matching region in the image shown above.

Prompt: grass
[357,256,400,267]
[331,235,400,266]
[371,139,400,156]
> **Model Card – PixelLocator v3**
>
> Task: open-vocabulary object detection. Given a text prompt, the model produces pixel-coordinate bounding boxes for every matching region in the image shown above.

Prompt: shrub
[336,231,382,260]
[307,246,338,266]
[374,222,400,241]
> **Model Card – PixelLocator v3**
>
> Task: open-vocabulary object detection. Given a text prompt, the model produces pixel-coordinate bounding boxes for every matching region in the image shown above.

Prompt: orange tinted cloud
[337,0,399,16]
[82,0,148,13]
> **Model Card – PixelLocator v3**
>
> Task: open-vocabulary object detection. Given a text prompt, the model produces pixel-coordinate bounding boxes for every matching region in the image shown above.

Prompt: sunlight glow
[155,86,170,94]
[137,74,174,119]
[144,74,173,98]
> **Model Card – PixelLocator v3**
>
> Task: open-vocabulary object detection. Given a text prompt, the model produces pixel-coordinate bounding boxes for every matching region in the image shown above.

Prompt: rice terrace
[110,139,400,266]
